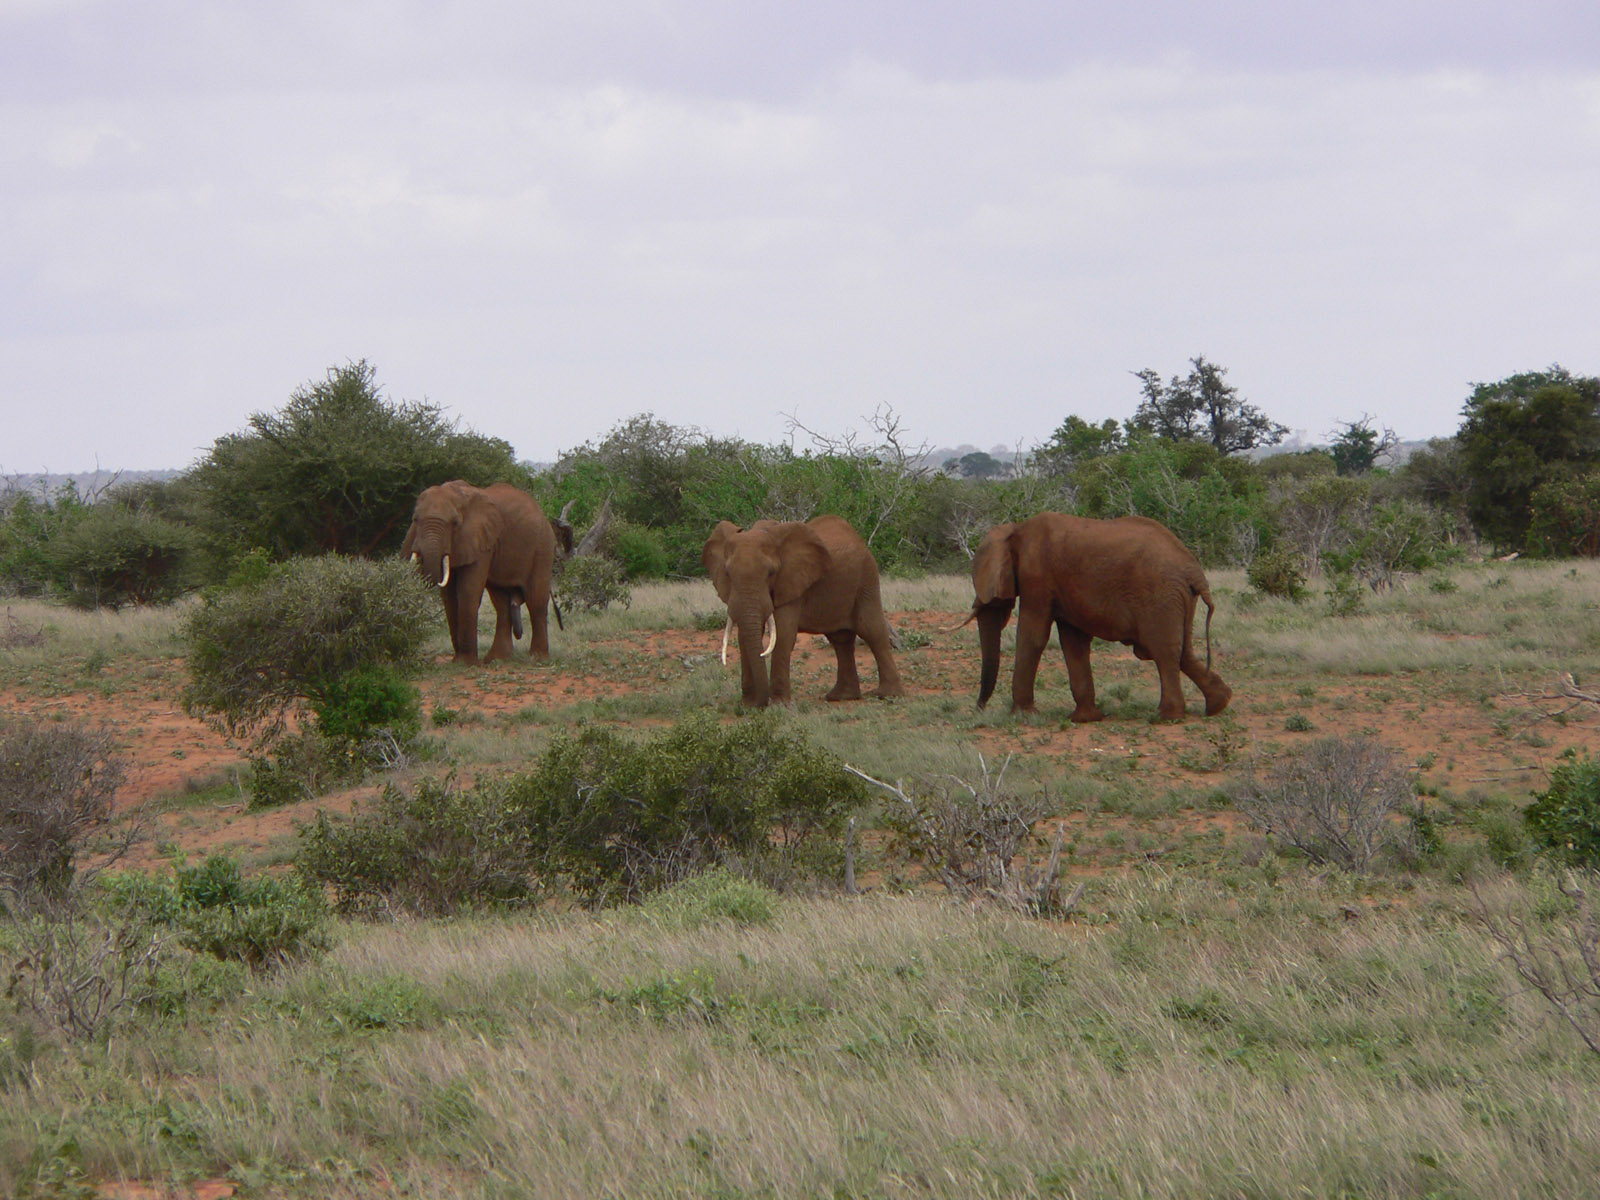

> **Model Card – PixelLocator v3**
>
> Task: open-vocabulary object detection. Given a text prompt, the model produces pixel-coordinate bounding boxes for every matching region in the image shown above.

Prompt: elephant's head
[702,520,830,707]
[400,481,501,589]
[970,522,1019,708]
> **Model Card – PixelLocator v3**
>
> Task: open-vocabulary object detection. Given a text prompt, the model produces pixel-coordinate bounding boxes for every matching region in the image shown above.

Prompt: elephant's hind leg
[485,589,516,661]
[857,612,904,699]
[824,631,863,701]
[1181,648,1231,716]
[1153,657,1189,722]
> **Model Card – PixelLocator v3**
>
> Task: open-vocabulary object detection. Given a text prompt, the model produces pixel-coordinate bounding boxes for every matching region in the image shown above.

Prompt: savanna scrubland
[3,360,1600,1198]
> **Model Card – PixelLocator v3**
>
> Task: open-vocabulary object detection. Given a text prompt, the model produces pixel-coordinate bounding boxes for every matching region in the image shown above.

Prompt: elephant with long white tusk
[702,515,903,708]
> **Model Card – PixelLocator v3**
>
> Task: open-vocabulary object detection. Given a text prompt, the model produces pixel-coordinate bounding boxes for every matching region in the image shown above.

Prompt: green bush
[184,554,433,741]
[247,731,356,809]
[505,712,864,905]
[310,664,422,745]
[554,555,632,613]
[168,855,330,969]
[1525,750,1600,867]
[609,521,671,580]
[45,505,200,610]
[112,855,329,970]
[298,715,863,913]
[1246,546,1307,600]
[298,776,538,915]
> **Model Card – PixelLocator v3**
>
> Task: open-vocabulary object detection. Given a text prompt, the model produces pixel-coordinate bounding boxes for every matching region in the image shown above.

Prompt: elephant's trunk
[735,605,772,707]
[975,600,1015,709]
[412,533,452,587]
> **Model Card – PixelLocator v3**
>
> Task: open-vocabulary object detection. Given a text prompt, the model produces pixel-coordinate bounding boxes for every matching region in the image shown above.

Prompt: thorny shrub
[0,721,130,908]
[1470,867,1600,1057]
[1227,735,1416,871]
[856,756,1067,915]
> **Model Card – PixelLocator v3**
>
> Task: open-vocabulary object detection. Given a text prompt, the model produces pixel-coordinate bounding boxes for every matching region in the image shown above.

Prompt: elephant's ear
[400,520,417,559]
[973,523,1019,603]
[702,521,741,603]
[455,488,504,565]
[774,523,830,608]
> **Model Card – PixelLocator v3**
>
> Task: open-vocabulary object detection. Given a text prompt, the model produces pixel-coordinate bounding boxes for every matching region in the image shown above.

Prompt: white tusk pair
[439,554,451,588]
[719,614,778,664]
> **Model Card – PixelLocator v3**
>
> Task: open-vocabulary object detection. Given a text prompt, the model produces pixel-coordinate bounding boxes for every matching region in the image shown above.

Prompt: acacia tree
[1456,366,1600,552]
[1328,415,1399,476]
[1132,356,1287,455]
[190,360,522,560]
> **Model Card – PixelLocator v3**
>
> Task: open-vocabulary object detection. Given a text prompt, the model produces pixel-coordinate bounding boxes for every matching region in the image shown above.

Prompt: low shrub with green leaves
[505,713,864,905]
[183,554,433,741]
[1524,750,1600,867]
[298,776,538,915]
[298,714,863,913]
[115,854,330,970]
[554,554,632,613]
[309,664,422,746]
[46,505,201,610]
[1246,545,1307,600]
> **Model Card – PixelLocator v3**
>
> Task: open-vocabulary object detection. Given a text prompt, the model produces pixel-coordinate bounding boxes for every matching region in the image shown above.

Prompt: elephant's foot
[1152,708,1187,724]
[1205,683,1233,716]
[1068,705,1105,724]
[872,683,905,700]
[825,686,862,702]
[485,646,512,662]
[452,652,481,666]
[1010,700,1039,715]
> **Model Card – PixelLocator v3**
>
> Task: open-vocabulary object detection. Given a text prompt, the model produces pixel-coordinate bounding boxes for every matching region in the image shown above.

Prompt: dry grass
[6,878,1599,1197]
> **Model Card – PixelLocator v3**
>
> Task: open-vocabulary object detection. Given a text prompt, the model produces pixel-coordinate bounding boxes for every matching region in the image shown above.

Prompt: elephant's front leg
[450,575,486,664]
[767,610,801,705]
[485,588,515,661]
[823,630,862,701]
[441,584,463,656]
[1057,621,1104,723]
[1009,605,1054,713]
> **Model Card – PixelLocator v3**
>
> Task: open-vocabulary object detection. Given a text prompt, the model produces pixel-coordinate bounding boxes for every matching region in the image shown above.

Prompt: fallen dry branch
[1504,673,1600,726]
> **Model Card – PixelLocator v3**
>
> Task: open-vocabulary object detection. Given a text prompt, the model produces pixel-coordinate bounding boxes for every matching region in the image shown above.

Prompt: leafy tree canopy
[1327,415,1399,476]
[189,360,523,560]
[1456,365,1600,552]
[1131,355,1288,455]
[1030,416,1126,480]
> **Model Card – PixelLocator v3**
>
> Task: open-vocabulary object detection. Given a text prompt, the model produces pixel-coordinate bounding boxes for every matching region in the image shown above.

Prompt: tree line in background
[3,355,1599,612]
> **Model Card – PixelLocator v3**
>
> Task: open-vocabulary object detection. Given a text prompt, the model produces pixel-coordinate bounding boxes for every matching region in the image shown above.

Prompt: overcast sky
[3,1,1598,471]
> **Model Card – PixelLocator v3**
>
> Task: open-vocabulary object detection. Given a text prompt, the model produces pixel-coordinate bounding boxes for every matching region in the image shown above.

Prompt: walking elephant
[954,513,1231,722]
[702,516,905,708]
[400,481,572,663]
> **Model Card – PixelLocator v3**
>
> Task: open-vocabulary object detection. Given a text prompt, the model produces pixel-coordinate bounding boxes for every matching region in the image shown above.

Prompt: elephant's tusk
[760,614,776,659]
[410,551,420,565]
[439,555,451,588]
[720,615,733,666]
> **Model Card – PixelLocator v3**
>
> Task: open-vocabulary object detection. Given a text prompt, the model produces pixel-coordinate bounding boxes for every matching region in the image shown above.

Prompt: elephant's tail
[552,597,565,631]
[1201,588,1216,670]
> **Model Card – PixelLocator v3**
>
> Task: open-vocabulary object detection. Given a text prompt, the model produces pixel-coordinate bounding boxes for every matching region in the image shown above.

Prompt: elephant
[954,512,1231,722]
[702,515,905,708]
[400,481,573,663]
